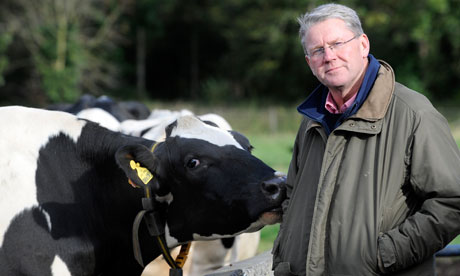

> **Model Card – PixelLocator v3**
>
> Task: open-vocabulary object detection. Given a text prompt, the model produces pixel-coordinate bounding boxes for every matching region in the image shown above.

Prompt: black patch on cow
[229,130,254,152]
[50,94,139,122]
[93,96,135,121]
[119,101,151,120]
[201,120,219,128]
[165,120,178,137]
[221,237,235,249]
[64,94,96,114]
[140,126,154,137]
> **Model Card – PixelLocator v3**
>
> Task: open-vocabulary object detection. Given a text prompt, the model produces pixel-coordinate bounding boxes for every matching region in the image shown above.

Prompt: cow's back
[0,106,147,275]
[0,106,87,246]
[0,107,93,275]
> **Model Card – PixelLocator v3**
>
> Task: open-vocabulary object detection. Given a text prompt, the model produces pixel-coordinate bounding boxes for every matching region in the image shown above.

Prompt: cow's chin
[244,208,282,233]
[259,209,282,225]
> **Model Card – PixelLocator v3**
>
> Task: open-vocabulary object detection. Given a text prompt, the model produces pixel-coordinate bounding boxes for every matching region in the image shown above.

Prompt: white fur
[170,116,242,150]
[76,107,120,132]
[148,109,194,120]
[51,255,72,276]
[191,215,266,242]
[197,113,232,131]
[119,117,168,137]
[155,193,173,204]
[121,110,194,141]
[38,206,52,232]
[0,106,86,246]
[187,232,260,276]
[164,225,179,248]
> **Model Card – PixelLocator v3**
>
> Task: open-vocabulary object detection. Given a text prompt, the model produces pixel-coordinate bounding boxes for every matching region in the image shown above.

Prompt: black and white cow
[47,94,152,121]
[0,106,285,276]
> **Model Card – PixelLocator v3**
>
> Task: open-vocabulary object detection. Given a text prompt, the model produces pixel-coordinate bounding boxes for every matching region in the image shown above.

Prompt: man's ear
[305,54,311,66]
[359,33,370,58]
[115,144,160,191]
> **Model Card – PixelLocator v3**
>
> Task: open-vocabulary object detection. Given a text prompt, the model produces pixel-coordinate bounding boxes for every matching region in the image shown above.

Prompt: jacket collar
[352,60,395,121]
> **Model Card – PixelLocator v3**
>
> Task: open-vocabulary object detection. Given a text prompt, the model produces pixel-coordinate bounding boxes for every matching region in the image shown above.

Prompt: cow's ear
[115,144,160,191]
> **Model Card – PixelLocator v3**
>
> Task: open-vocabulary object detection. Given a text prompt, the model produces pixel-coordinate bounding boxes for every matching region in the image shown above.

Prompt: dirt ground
[436,257,460,276]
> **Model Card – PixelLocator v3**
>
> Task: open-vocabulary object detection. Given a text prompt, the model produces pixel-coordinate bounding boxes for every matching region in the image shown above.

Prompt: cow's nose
[261,175,286,202]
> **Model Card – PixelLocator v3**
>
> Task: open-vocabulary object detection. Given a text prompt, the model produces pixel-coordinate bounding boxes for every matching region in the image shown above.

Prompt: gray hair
[298,3,364,55]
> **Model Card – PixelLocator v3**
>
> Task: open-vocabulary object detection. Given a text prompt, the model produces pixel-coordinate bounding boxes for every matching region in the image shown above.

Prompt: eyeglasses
[307,35,360,60]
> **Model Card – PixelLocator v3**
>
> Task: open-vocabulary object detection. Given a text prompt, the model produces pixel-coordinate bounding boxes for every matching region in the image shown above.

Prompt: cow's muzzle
[256,173,287,225]
[261,173,287,204]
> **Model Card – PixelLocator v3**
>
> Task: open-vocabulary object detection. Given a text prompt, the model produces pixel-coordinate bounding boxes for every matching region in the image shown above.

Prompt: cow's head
[116,115,286,244]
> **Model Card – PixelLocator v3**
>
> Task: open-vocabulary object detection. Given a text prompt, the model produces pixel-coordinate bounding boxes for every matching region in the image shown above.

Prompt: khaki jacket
[273,61,460,275]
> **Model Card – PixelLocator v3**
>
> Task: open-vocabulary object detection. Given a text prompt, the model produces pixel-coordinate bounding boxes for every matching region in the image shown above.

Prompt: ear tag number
[130,160,153,185]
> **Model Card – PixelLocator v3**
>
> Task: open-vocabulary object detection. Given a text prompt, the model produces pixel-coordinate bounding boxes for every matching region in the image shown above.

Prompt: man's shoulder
[390,83,445,127]
[392,82,435,112]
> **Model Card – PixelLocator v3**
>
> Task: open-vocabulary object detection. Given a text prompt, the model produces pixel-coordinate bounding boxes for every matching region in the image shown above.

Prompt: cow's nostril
[262,181,280,195]
[261,176,286,201]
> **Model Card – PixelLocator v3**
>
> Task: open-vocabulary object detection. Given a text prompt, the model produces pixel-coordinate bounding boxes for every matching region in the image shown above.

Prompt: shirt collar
[325,91,358,114]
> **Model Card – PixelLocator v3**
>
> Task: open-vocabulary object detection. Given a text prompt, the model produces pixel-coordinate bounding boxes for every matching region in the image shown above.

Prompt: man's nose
[323,46,337,61]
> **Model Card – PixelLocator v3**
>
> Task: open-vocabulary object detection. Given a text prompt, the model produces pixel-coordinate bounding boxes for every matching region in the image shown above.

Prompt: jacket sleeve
[283,133,300,214]
[378,109,460,273]
[272,119,302,268]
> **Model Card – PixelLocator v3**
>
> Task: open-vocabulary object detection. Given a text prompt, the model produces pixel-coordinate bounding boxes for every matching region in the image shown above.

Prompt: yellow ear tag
[129,160,154,185]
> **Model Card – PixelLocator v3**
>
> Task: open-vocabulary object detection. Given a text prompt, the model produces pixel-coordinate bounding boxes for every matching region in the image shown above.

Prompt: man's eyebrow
[309,38,340,51]
[311,37,344,48]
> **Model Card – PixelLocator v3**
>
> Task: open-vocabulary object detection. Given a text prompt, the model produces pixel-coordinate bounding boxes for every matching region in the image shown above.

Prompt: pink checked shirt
[325,91,358,114]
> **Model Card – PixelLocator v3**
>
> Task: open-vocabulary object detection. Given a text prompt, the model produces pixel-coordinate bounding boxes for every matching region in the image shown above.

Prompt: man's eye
[312,48,324,55]
[334,41,344,47]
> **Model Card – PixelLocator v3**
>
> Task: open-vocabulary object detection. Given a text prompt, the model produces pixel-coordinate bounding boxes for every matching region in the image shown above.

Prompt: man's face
[305,18,369,92]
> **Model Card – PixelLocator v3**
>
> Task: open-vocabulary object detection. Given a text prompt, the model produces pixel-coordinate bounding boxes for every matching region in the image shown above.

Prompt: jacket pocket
[273,262,298,276]
[378,233,398,273]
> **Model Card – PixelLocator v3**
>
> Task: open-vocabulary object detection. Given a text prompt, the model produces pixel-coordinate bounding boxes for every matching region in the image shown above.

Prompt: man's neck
[329,60,369,109]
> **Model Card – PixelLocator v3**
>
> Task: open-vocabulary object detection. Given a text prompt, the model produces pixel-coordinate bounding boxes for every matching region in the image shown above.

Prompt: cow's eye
[186,158,200,169]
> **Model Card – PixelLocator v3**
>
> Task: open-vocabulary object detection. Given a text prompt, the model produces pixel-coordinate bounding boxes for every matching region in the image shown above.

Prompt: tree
[358,0,460,101]
[0,0,132,104]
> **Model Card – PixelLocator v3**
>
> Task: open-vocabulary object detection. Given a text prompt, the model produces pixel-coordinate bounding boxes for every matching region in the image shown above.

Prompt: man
[272,3,460,276]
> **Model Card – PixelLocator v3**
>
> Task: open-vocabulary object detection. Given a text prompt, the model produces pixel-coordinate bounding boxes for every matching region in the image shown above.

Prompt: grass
[258,224,281,253]
[248,133,295,173]
[451,235,460,245]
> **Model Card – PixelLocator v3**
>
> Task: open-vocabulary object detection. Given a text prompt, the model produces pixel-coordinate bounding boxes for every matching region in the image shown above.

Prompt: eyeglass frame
[306,34,361,60]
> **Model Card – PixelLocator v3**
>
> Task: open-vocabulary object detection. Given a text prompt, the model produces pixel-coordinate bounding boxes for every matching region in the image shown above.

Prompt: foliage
[33,21,82,103]
[357,0,460,100]
[1,0,460,105]
[115,0,460,104]
[0,32,12,87]
[0,0,132,103]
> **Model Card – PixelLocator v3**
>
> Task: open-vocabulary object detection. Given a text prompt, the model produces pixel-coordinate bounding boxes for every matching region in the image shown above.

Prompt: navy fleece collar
[297,54,381,135]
